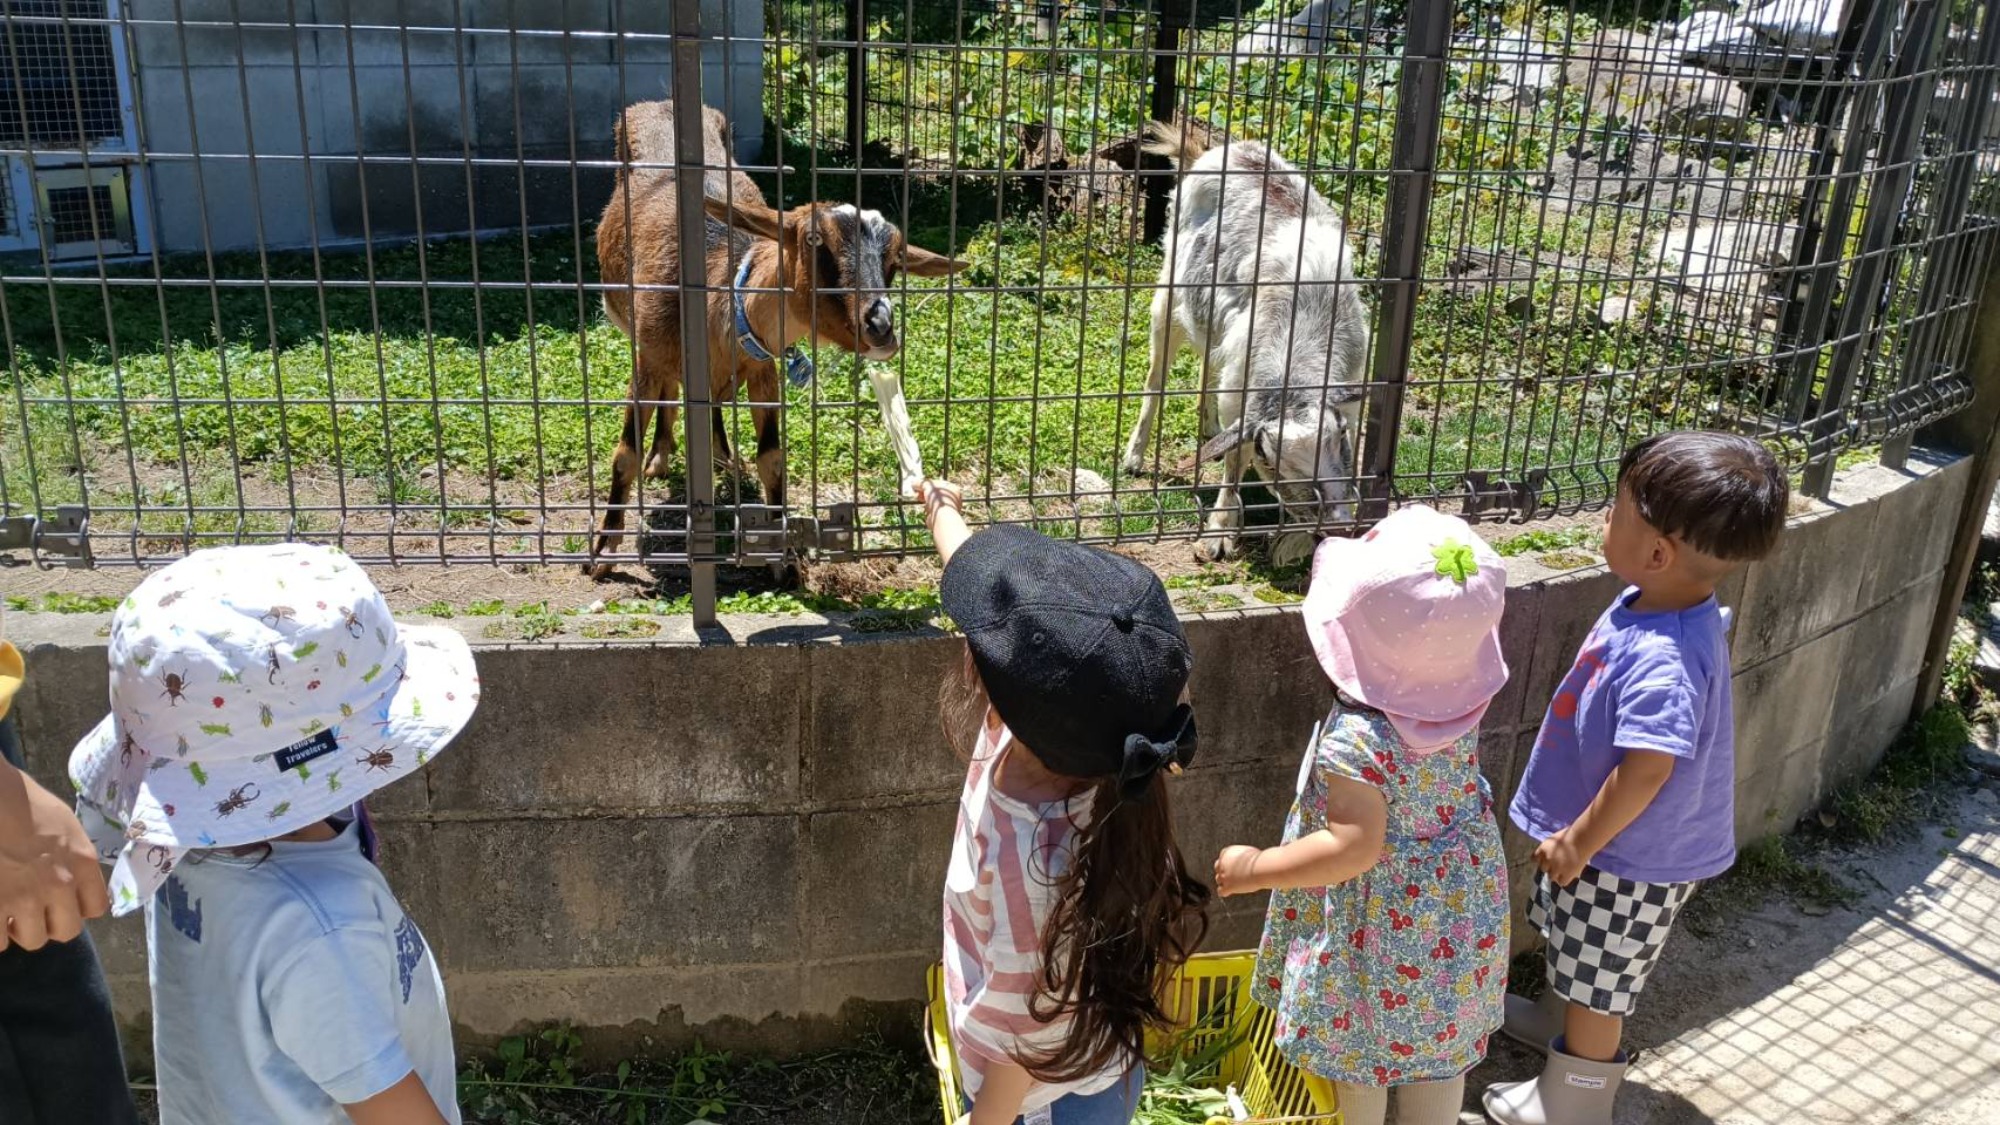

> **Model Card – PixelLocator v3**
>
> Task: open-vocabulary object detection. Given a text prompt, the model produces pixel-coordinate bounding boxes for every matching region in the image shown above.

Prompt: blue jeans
[963,1068,1144,1125]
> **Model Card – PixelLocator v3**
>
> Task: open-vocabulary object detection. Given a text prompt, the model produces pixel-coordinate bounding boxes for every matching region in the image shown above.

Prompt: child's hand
[916,479,963,527]
[1534,830,1591,886]
[916,480,972,566]
[1214,845,1262,897]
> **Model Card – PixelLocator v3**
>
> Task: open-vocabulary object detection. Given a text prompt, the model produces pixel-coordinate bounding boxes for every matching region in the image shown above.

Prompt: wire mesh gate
[0,1,1996,622]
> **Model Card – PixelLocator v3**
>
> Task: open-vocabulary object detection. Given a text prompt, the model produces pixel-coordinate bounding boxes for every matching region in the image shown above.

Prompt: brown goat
[589,100,967,577]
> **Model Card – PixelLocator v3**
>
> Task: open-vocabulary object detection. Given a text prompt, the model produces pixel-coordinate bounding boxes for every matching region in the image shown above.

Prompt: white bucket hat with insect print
[68,543,479,916]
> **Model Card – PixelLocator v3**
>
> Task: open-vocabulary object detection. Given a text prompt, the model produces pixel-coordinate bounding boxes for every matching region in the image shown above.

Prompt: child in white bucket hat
[1212,505,1511,1125]
[69,543,478,1125]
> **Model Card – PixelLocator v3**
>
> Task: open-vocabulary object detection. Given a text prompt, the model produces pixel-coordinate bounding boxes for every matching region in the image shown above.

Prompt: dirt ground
[1464,781,2000,1124]
[2,509,1609,614]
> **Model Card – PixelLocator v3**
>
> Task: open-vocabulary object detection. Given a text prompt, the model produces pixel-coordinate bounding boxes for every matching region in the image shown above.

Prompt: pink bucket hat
[1302,505,1509,752]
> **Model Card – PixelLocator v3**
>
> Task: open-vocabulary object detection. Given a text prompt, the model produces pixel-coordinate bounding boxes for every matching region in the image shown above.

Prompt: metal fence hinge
[0,507,92,567]
[1460,471,1546,523]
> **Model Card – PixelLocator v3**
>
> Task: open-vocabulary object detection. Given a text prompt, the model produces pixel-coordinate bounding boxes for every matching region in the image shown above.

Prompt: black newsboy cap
[940,525,1196,794]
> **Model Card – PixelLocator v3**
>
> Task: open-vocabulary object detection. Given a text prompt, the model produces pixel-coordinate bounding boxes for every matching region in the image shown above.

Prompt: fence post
[1358,0,1451,519]
[1910,1,2000,718]
[1884,0,2000,472]
[1142,5,1184,245]
[1800,0,1949,496]
[1779,0,1900,438]
[846,0,866,157]
[672,0,719,627]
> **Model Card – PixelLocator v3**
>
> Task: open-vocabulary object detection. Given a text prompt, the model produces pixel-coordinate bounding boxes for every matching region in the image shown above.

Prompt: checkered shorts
[1529,865,1696,1016]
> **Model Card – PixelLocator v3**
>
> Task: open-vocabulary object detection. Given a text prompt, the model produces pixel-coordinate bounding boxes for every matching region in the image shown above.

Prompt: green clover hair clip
[1432,538,1478,585]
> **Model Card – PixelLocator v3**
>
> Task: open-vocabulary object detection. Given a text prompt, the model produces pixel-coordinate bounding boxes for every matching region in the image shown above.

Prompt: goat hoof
[1195,537,1238,564]
[1268,531,1316,571]
[643,459,672,481]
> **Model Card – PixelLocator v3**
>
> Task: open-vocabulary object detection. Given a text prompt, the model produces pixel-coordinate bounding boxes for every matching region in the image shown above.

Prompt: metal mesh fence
[0,0,1995,612]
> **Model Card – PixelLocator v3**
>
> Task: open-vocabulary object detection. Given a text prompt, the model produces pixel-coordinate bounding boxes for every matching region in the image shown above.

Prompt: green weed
[1493,524,1600,558]
[1174,590,1245,613]
[1716,835,1856,910]
[4,592,122,614]
[579,618,664,639]
[1536,550,1599,571]
[514,602,566,642]
[1818,703,1973,846]
[459,1027,740,1125]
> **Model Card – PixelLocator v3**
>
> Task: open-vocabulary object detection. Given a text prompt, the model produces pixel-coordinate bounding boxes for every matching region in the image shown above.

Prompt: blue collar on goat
[731,250,814,388]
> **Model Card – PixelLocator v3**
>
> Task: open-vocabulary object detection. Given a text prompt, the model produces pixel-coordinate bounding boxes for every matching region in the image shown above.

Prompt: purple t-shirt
[1509,588,1736,883]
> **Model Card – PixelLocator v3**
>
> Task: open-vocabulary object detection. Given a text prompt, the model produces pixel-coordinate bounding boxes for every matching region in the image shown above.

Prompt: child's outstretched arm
[1535,748,1675,885]
[343,1071,452,1125]
[1213,776,1386,896]
[917,480,972,566]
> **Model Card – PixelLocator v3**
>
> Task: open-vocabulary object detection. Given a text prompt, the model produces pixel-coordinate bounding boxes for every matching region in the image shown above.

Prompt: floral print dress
[1251,705,1508,1086]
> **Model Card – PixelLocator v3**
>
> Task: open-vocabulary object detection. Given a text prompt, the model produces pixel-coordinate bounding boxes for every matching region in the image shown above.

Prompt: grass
[454,1013,1259,1125]
[458,1026,936,1125]
[1492,523,1600,558]
[4,591,122,613]
[1688,690,1982,933]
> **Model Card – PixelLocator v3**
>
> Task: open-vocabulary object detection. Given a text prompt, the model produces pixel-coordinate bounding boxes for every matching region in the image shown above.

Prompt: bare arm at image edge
[0,757,113,951]
[341,1070,452,1125]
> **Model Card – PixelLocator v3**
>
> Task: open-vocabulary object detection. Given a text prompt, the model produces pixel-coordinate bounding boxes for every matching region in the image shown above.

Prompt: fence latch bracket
[734,503,857,560]
[0,507,92,568]
[1459,471,1546,523]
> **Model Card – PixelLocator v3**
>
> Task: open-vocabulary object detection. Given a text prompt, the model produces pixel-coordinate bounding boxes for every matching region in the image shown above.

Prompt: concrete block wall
[124,0,765,252]
[1,451,1971,1062]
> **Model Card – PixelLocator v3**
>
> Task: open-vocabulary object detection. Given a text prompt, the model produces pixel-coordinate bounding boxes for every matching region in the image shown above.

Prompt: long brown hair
[941,646,1212,1083]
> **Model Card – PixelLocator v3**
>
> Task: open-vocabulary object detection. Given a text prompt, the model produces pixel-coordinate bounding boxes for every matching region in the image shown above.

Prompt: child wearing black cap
[921,481,1212,1125]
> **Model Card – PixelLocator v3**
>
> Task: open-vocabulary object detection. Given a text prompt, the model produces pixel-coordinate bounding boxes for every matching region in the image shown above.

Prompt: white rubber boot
[1482,1038,1626,1125]
[1501,990,1565,1054]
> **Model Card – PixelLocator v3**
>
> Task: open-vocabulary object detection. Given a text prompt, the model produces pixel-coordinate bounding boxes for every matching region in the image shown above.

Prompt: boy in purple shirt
[1484,432,1788,1125]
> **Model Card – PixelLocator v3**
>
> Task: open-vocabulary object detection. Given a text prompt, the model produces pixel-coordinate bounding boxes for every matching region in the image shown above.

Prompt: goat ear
[903,243,972,277]
[1198,425,1252,463]
[702,195,787,242]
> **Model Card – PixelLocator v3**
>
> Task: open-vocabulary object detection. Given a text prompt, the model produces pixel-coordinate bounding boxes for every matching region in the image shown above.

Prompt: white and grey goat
[1121,121,1370,566]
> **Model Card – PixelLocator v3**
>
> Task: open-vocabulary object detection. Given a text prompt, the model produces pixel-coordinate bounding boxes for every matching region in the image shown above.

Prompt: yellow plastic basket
[924,950,1342,1124]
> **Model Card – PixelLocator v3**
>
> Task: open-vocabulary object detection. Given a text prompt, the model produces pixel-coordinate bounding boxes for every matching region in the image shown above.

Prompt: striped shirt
[941,723,1122,1115]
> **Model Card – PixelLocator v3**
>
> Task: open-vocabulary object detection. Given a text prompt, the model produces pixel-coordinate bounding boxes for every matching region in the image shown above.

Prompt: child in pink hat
[1214,505,1512,1125]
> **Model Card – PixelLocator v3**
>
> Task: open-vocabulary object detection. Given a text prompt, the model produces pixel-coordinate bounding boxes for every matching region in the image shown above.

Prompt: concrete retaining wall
[2,451,1971,1062]
[126,0,765,252]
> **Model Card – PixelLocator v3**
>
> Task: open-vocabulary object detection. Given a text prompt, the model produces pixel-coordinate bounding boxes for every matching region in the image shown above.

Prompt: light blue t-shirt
[1509,588,1736,883]
[146,815,460,1125]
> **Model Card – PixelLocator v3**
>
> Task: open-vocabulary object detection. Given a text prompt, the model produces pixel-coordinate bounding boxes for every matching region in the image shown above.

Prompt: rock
[1505,293,1536,320]
[1672,10,1768,65]
[1742,0,1846,52]
[1977,618,2000,686]
[1440,248,1533,301]
[1463,32,1563,103]
[1231,0,1367,58]
[1071,468,1110,496]
[1563,29,1755,140]
[1649,219,1796,286]
[1595,295,1640,326]
[1648,219,1801,328]
[1963,738,2000,779]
